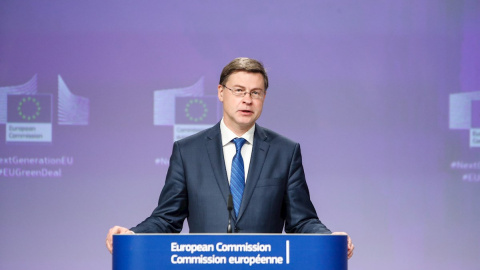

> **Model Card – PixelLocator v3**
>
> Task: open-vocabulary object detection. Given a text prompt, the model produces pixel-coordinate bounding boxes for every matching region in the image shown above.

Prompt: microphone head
[227,194,233,211]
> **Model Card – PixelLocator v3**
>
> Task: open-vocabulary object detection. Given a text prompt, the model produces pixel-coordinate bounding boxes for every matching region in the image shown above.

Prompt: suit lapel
[237,124,270,220]
[205,123,231,207]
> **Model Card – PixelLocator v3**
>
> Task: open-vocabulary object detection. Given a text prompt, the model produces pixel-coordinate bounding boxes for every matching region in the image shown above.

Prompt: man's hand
[106,226,134,254]
[332,232,354,259]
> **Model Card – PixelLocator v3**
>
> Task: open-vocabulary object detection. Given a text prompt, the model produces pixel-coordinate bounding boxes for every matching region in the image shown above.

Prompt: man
[106,57,354,259]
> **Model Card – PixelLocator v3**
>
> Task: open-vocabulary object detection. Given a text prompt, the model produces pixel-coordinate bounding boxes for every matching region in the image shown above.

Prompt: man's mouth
[239,110,253,114]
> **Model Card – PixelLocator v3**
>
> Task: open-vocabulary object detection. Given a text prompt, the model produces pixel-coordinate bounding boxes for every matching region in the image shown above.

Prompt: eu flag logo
[7,94,52,123]
[6,94,53,143]
[175,97,218,125]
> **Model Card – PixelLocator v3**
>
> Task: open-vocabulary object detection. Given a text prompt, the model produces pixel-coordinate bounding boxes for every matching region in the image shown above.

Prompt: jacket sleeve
[130,141,188,233]
[284,143,332,234]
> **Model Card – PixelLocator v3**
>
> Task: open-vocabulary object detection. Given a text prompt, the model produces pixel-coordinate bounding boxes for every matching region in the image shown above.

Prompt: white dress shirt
[220,119,255,184]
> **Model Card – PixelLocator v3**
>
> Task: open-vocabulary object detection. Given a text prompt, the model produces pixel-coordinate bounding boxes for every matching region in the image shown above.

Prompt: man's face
[218,71,266,136]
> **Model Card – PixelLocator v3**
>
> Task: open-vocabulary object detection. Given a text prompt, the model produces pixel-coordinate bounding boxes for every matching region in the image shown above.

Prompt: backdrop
[1,1,479,269]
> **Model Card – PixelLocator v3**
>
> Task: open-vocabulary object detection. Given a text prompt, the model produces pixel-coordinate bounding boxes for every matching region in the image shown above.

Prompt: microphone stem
[227,194,233,233]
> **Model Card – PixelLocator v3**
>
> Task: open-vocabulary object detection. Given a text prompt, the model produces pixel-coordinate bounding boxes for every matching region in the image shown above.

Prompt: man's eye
[251,91,260,96]
[234,89,244,93]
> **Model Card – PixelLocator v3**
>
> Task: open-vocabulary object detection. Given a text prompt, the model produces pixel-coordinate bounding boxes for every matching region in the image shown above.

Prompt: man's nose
[242,92,253,103]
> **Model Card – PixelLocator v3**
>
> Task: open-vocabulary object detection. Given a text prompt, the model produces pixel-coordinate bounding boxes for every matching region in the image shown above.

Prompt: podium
[113,234,347,270]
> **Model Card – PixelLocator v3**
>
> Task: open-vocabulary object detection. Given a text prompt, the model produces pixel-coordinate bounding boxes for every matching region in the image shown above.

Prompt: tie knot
[232,138,247,152]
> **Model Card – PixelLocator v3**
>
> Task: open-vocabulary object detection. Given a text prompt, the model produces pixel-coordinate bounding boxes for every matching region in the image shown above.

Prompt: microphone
[227,194,233,233]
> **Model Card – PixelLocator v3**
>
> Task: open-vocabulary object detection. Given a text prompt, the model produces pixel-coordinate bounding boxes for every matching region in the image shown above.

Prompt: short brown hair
[219,57,269,90]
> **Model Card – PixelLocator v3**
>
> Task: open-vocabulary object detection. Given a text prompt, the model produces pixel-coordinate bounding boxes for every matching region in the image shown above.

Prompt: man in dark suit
[106,57,354,258]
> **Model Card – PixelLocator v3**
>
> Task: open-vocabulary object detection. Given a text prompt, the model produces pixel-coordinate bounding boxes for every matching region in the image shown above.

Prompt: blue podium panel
[113,234,347,270]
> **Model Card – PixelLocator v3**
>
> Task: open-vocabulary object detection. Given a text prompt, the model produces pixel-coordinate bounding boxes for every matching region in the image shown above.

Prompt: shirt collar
[220,118,255,146]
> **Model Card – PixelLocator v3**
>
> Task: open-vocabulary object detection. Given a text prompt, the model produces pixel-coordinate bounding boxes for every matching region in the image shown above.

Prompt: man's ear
[218,84,224,102]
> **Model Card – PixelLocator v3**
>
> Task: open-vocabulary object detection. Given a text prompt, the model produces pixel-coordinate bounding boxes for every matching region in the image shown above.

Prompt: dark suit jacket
[131,122,331,234]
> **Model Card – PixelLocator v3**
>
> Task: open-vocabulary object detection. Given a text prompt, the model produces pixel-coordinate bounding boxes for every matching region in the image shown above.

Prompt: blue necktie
[230,138,247,217]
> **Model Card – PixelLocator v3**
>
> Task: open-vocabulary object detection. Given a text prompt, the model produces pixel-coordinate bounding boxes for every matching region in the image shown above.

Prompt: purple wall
[0,1,479,269]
